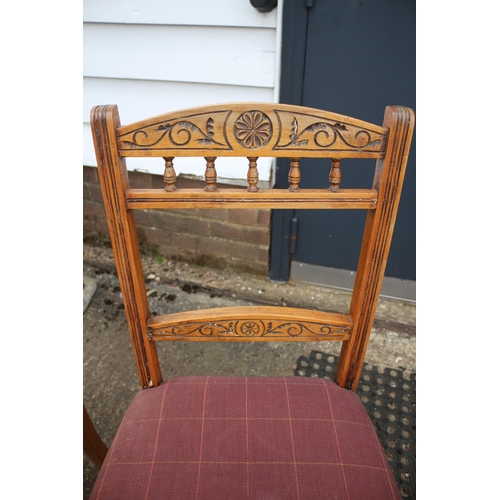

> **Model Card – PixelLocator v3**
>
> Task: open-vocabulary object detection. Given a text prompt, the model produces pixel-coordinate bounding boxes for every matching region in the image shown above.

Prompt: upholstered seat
[87,102,414,499]
[91,376,400,500]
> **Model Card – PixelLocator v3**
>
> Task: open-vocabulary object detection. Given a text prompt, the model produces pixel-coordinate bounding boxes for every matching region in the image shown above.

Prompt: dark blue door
[270,0,416,288]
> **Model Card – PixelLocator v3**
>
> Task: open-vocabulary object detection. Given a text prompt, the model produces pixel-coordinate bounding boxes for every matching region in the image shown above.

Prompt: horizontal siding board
[83,0,277,28]
[83,23,275,87]
[83,77,274,125]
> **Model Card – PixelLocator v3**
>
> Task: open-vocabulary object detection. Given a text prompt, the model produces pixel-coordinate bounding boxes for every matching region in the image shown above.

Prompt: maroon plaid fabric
[90,377,401,499]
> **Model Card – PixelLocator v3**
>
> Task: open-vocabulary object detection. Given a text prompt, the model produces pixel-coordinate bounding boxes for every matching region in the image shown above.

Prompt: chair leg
[84,405,108,468]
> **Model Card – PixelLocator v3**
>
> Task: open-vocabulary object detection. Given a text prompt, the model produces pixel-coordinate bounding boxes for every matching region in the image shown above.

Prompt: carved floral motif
[283,117,381,149]
[234,111,273,149]
[119,112,232,150]
[273,111,386,153]
[158,119,222,146]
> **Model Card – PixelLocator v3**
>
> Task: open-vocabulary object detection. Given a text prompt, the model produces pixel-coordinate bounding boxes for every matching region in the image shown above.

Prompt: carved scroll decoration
[274,111,385,153]
[149,320,351,340]
[119,107,385,155]
[119,111,232,151]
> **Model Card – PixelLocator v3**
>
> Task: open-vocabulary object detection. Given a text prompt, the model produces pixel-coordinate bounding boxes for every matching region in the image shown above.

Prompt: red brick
[153,211,210,236]
[170,177,243,190]
[254,228,270,246]
[172,208,201,217]
[256,209,271,227]
[256,246,270,266]
[176,176,206,189]
[86,182,104,203]
[197,236,229,258]
[133,209,155,227]
[83,166,98,184]
[217,181,243,190]
[209,221,269,246]
[83,183,92,202]
[225,239,258,261]
[208,221,241,241]
[198,208,228,222]
[252,227,270,245]
[151,173,166,189]
[227,209,257,225]
[128,170,152,189]
[141,226,171,248]
[96,219,111,235]
[171,232,199,251]
[83,200,105,218]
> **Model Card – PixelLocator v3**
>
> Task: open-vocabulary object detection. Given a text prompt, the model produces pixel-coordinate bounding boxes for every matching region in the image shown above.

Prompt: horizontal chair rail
[126,188,378,210]
[119,150,386,159]
[147,306,353,341]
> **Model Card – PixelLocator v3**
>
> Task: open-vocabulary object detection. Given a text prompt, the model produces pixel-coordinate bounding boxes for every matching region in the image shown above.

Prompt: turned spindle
[328,158,342,191]
[288,158,301,192]
[247,157,259,192]
[163,157,177,192]
[204,157,218,192]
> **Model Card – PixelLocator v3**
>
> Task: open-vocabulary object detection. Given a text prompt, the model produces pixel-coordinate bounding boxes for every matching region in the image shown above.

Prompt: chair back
[90,102,414,391]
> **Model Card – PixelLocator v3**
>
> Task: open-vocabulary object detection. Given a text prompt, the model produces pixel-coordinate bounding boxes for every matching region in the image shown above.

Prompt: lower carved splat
[148,318,351,341]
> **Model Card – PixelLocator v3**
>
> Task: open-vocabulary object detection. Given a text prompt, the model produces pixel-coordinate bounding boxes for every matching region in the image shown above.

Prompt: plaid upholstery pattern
[90,377,401,499]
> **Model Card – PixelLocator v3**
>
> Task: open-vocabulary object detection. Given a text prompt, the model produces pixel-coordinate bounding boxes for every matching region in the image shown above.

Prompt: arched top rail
[116,102,388,159]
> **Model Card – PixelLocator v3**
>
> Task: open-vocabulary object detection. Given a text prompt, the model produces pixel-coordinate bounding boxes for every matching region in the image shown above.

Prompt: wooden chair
[88,102,414,499]
[84,405,109,469]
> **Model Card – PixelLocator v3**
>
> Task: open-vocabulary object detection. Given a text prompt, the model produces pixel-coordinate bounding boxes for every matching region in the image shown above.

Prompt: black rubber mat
[294,350,416,499]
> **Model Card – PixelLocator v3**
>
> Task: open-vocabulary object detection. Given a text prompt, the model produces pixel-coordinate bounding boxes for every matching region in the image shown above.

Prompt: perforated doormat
[294,350,416,499]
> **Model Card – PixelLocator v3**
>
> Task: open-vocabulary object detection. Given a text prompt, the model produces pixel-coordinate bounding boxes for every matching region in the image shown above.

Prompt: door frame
[269,0,310,282]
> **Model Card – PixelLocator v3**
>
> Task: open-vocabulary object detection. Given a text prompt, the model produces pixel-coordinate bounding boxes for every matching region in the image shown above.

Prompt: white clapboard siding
[84,0,277,29]
[83,0,283,184]
[83,77,275,126]
[83,23,276,88]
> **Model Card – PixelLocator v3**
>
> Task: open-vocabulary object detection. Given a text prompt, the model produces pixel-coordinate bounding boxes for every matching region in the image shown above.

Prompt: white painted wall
[83,0,283,186]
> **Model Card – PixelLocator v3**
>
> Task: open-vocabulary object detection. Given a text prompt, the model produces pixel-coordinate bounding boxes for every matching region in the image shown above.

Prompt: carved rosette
[149,320,351,340]
[234,111,273,149]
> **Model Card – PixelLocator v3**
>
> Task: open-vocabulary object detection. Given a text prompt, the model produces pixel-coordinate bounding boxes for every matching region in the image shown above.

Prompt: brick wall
[83,166,271,274]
